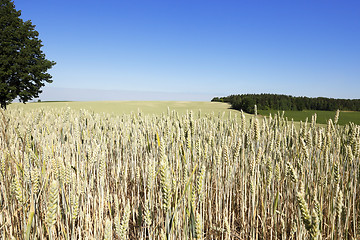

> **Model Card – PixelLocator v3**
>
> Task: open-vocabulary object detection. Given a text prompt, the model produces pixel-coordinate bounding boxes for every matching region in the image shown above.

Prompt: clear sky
[13,0,360,101]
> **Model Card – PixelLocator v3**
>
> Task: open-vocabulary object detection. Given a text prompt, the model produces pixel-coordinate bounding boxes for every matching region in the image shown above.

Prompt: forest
[211,94,360,114]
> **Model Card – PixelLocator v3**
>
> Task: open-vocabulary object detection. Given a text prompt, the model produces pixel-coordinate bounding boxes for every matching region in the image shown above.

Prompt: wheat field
[0,106,359,239]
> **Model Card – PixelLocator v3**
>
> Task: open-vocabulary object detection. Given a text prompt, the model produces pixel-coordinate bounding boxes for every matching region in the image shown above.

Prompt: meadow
[0,102,359,239]
[258,109,360,125]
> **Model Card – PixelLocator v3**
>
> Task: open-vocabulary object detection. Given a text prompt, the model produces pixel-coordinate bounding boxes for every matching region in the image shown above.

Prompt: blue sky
[13,0,360,101]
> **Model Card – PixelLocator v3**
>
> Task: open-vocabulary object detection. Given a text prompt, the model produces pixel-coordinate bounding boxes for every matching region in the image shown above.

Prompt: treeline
[211,94,360,114]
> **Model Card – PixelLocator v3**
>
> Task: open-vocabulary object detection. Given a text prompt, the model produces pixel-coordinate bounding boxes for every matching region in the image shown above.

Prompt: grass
[258,109,360,125]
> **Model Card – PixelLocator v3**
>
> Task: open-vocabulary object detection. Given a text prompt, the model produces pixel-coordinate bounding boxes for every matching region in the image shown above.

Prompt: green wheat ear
[335,188,343,220]
[286,162,298,183]
[310,208,320,239]
[143,199,152,227]
[104,218,113,240]
[296,183,320,240]
[159,155,171,211]
[71,192,79,221]
[11,174,24,204]
[266,157,273,188]
[195,210,203,240]
[116,201,131,239]
[197,165,206,204]
[334,109,340,124]
[0,150,7,177]
[46,180,59,228]
[274,162,280,182]
[31,168,40,194]
[296,183,312,231]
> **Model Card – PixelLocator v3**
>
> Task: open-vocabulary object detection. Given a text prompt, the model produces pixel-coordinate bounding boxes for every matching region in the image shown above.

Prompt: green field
[9,101,251,119]
[258,109,360,125]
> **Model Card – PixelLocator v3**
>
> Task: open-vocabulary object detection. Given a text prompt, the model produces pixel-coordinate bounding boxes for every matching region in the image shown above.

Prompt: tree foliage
[0,0,55,109]
[212,94,360,113]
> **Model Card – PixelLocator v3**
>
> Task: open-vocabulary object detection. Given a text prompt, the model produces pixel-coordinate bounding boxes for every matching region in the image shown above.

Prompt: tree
[0,0,55,109]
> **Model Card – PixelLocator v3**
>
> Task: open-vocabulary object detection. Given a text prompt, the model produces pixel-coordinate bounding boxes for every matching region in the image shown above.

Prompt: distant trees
[0,0,55,109]
[211,94,360,113]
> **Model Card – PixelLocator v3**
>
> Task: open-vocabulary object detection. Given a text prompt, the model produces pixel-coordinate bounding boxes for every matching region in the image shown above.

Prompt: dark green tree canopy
[212,94,360,113]
[0,0,55,109]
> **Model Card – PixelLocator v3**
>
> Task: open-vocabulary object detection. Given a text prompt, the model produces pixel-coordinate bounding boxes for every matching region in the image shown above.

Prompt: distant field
[9,101,251,119]
[11,101,359,125]
[258,109,360,125]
